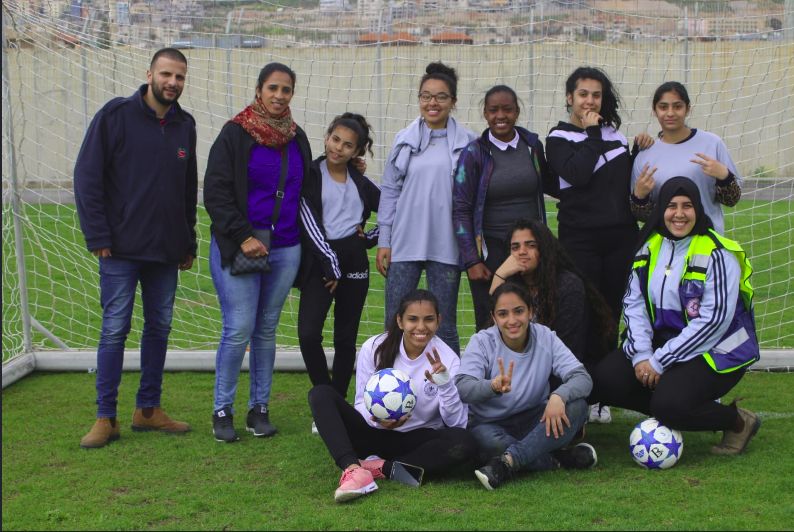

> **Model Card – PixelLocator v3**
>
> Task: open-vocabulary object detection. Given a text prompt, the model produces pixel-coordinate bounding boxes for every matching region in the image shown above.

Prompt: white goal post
[3,0,793,375]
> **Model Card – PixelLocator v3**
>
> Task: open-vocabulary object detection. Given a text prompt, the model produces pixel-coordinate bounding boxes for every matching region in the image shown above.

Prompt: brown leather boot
[711,407,761,455]
[80,418,121,449]
[131,407,191,433]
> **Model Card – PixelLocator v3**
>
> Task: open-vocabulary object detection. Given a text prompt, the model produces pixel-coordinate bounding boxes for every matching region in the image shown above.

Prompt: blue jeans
[210,238,300,412]
[384,260,461,354]
[469,398,588,471]
[95,257,178,418]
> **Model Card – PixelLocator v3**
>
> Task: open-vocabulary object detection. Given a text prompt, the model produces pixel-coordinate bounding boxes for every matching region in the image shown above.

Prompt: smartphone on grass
[391,461,424,487]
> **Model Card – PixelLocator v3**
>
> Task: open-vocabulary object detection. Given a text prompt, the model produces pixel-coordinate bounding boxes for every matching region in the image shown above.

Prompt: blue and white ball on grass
[630,417,684,469]
[364,368,417,421]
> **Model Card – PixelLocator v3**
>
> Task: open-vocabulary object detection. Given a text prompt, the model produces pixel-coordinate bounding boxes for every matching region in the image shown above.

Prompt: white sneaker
[311,421,319,435]
[589,403,612,424]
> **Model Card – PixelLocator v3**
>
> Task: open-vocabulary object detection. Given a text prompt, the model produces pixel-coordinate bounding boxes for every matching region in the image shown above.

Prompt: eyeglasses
[418,92,452,103]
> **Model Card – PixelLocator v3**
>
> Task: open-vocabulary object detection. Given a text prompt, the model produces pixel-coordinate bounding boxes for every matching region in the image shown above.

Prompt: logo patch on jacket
[423,380,438,398]
[685,297,702,319]
[177,147,188,159]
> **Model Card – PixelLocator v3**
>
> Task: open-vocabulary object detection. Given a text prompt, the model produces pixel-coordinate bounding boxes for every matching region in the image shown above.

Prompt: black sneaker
[212,407,239,443]
[246,404,277,437]
[474,455,514,490]
[552,443,598,470]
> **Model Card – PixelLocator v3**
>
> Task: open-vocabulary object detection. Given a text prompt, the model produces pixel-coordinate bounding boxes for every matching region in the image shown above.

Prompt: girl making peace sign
[309,289,476,503]
[456,283,597,490]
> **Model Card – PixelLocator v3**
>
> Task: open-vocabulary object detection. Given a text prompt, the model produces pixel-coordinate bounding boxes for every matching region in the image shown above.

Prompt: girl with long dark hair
[489,218,614,368]
[456,283,597,490]
[308,289,476,503]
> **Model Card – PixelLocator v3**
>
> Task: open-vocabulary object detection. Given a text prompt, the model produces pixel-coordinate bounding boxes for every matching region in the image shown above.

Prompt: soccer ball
[629,417,684,470]
[364,368,417,421]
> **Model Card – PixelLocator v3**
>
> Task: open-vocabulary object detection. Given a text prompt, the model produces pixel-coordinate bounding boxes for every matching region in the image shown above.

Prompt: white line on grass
[613,410,794,420]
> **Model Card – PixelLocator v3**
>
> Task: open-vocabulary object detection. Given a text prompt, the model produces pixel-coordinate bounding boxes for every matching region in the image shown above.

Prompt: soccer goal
[3,0,793,380]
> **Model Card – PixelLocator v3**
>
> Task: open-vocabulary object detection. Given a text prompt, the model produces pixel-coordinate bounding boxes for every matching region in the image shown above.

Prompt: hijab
[636,176,714,251]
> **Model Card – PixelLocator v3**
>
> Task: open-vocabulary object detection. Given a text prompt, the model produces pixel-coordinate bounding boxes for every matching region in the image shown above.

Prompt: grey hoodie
[455,324,592,425]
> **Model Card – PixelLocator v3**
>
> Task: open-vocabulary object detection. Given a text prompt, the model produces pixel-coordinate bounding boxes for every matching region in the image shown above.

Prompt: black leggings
[308,384,477,474]
[590,348,745,431]
[298,235,370,397]
[558,223,637,330]
[468,235,509,332]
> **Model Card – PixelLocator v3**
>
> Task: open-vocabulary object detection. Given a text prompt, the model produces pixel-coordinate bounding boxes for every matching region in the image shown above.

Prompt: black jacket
[295,156,380,288]
[545,121,637,230]
[73,85,198,263]
[203,121,313,267]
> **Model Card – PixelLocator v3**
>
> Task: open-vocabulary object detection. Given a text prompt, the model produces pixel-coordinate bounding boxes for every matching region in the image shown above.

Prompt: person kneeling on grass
[456,283,597,490]
[308,289,476,503]
[590,176,761,456]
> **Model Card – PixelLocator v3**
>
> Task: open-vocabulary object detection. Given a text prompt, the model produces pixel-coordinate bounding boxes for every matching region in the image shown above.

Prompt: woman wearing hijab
[590,176,761,456]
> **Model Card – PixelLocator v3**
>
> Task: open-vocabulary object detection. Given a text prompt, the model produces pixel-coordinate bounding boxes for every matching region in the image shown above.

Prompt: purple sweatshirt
[247,139,304,248]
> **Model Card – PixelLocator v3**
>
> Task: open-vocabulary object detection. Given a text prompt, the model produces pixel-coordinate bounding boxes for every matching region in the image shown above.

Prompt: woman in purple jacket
[204,63,312,443]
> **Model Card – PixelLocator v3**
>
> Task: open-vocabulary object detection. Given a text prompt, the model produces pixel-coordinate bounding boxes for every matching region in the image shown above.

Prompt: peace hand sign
[634,164,657,200]
[424,348,450,386]
[691,152,730,180]
[491,357,514,394]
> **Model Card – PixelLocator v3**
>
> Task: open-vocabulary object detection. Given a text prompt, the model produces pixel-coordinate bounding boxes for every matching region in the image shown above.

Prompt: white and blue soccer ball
[629,417,684,470]
[364,368,417,421]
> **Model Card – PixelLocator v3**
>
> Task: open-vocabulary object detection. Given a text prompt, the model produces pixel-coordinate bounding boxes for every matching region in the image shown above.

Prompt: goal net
[3,0,793,364]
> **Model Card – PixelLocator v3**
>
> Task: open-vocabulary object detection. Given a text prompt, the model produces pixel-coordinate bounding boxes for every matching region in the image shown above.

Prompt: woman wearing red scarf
[204,63,313,442]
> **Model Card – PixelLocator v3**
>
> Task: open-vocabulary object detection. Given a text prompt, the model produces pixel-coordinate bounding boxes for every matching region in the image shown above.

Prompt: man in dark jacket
[74,48,198,449]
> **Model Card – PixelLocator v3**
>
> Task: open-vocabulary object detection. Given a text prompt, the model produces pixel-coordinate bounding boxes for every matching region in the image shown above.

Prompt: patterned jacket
[452,127,555,268]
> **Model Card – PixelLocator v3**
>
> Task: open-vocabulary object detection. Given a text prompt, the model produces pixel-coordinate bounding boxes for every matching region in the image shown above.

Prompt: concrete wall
[4,41,793,186]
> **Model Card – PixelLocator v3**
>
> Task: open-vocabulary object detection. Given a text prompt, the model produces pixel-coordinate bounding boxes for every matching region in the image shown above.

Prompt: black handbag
[230,146,288,276]
[230,229,272,275]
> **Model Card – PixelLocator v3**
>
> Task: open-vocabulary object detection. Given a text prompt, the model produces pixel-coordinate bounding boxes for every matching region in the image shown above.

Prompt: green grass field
[3,199,793,360]
[2,371,794,530]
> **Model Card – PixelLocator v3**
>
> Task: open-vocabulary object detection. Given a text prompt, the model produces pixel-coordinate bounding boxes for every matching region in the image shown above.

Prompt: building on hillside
[357,31,421,45]
[430,31,473,44]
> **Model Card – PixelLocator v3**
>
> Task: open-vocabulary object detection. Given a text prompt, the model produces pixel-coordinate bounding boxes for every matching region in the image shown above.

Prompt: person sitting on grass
[455,283,597,491]
[489,219,614,370]
[308,289,476,503]
[489,218,616,423]
[590,176,761,456]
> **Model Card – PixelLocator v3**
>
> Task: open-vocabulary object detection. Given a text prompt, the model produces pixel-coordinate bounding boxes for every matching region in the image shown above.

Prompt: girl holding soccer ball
[308,289,476,503]
[590,176,761,456]
[457,283,598,490]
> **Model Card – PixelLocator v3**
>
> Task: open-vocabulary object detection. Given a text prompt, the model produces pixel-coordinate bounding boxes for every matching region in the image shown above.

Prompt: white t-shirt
[320,160,364,240]
[354,334,468,431]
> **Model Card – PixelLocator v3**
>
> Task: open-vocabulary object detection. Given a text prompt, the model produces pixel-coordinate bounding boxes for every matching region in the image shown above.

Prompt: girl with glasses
[376,62,477,354]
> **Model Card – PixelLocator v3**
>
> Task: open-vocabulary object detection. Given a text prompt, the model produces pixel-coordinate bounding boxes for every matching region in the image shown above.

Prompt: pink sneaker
[359,456,386,479]
[334,467,377,503]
